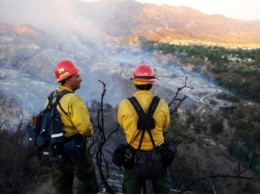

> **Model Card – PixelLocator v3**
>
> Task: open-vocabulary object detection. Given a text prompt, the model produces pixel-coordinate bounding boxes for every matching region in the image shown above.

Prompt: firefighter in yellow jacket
[49,60,97,194]
[117,63,172,194]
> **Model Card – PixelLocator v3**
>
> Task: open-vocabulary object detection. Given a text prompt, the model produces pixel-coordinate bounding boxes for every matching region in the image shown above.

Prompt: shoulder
[118,98,134,112]
[157,97,169,108]
[60,92,84,105]
[158,97,167,104]
[119,98,131,107]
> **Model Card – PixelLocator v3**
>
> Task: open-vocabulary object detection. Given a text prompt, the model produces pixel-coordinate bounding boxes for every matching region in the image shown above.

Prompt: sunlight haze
[80,0,260,21]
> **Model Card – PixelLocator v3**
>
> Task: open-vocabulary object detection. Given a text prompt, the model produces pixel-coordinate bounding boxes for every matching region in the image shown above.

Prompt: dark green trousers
[52,150,97,194]
[123,167,172,194]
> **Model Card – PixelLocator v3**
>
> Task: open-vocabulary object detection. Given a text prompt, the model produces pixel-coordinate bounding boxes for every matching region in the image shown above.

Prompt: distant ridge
[1,0,260,48]
[76,0,260,48]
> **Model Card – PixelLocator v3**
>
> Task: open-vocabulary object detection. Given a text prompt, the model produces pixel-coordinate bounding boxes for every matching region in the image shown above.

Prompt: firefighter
[51,60,97,194]
[117,63,172,194]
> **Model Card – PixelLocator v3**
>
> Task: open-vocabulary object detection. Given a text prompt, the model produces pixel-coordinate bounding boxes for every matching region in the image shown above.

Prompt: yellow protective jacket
[46,86,93,138]
[117,90,170,151]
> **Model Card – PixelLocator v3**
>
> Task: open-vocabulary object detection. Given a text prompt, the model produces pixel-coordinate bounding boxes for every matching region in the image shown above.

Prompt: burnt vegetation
[1,43,260,194]
[1,72,260,194]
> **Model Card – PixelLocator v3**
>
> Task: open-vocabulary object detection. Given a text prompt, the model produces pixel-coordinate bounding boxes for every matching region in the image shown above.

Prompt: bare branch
[0,120,7,130]
[178,155,259,194]
[88,80,119,194]
[168,76,193,115]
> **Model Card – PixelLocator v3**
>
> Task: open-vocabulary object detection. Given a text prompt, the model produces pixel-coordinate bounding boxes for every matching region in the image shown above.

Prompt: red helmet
[131,63,157,82]
[54,60,80,82]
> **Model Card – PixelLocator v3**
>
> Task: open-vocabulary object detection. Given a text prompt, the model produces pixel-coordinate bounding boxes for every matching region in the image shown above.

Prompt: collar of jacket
[134,90,153,96]
[58,85,74,93]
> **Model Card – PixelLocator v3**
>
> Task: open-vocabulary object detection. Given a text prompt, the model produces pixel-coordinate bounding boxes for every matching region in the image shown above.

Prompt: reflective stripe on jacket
[46,86,93,138]
[117,90,170,151]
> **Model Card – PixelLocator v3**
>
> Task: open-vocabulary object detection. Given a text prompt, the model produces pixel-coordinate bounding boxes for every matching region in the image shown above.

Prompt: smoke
[0,0,236,128]
[0,0,154,111]
[0,0,100,39]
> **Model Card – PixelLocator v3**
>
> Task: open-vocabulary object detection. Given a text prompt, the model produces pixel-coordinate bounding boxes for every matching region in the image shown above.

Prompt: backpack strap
[48,90,71,115]
[46,91,55,109]
[128,96,160,150]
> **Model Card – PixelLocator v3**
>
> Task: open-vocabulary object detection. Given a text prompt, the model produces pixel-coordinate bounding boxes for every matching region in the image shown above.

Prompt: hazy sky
[137,0,260,21]
[0,0,259,36]
[81,0,260,21]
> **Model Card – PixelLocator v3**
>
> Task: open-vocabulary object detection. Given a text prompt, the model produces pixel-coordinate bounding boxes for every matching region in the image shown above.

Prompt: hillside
[75,0,260,48]
[1,0,260,49]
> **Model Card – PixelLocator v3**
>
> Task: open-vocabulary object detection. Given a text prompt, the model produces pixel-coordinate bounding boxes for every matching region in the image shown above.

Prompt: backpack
[129,96,177,169]
[128,96,160,132]
[27,90,71,164]
[112,96,161,170]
